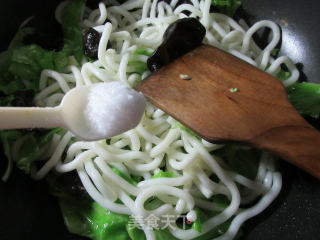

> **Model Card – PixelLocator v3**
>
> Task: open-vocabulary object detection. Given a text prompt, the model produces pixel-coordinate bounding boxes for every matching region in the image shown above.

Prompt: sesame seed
[229,88,238,93]
[180,74,192,80]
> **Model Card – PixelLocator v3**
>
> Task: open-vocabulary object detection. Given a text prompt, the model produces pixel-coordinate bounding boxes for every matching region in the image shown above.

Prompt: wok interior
[0,1,319,240]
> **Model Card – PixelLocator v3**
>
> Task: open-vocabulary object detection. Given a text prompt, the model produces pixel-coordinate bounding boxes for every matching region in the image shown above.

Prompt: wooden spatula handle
[250,125,320,179]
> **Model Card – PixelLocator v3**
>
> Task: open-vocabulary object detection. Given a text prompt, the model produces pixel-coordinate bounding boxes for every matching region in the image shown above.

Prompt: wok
[0,0,319,239]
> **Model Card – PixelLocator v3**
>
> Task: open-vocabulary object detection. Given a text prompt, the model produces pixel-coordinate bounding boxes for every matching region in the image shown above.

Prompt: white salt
[84,82,146,139]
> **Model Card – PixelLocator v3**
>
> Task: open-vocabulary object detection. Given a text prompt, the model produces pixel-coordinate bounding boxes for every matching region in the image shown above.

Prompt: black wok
[0,0,319,239]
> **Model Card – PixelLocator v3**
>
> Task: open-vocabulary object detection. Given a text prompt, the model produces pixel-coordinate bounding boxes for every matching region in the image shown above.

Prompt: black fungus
[83,28,102,60]
[11,89,34,107]
[147,18,206,72]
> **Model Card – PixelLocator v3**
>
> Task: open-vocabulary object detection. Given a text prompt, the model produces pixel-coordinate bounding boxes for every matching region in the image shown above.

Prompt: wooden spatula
[138,44,320,179]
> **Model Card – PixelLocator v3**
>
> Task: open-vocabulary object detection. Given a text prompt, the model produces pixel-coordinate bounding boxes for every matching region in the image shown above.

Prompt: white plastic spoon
[0,82,146,141]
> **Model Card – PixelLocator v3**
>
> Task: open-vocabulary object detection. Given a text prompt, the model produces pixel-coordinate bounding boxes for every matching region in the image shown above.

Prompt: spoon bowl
[59,84,93,140]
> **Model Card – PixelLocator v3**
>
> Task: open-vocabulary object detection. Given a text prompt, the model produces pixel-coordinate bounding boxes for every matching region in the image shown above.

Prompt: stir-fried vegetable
[287,82,320,118]
[211,0,242,17]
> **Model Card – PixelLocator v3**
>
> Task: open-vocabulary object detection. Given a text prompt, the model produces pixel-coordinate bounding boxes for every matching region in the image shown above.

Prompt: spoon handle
[0,107,63,130]
[250,124,320,179]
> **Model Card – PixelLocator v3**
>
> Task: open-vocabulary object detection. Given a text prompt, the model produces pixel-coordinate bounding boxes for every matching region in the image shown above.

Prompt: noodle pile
[13,0,300,239]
